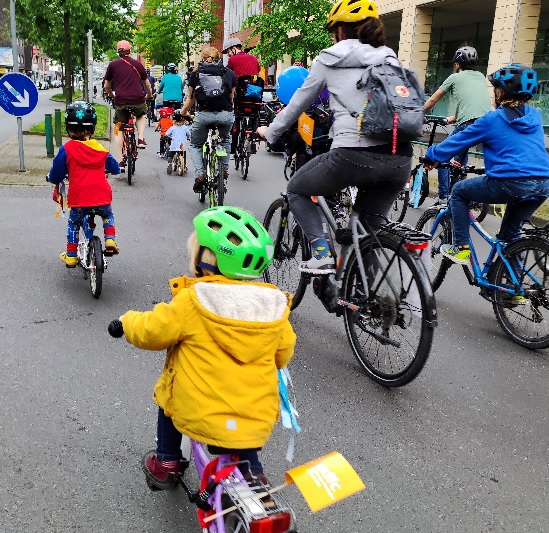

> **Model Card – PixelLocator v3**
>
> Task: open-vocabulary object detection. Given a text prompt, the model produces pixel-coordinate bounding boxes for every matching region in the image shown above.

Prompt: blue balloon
[276,66,309,105]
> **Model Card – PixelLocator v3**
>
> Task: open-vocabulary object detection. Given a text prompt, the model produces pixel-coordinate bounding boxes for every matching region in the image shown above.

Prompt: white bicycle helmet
[453,46,478,67]
[222,37,242,53]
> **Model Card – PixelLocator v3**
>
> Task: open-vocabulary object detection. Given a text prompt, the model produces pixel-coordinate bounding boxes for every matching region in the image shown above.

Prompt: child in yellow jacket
[109,206,296,490]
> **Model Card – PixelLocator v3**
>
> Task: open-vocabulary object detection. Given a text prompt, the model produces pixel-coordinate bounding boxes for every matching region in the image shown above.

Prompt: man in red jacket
[222,38,260,78]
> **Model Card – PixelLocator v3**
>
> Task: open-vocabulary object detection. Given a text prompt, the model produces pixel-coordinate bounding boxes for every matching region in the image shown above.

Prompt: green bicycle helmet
[193,206,274,280]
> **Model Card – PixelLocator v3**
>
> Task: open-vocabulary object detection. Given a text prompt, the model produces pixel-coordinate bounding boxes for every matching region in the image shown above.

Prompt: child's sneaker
[245,471,274,504]
[104,239,119,255]
[141,451,182,491]
[60,252,77,268]
[502,293,528,307]
[440,244,470,265]
[138,139,147,149]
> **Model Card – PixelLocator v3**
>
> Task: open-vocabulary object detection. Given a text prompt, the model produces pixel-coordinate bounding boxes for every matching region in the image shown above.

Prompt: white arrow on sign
[2,80,30,107]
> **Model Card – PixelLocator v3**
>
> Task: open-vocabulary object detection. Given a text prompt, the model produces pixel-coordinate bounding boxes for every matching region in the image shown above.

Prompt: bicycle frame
[179,438,296,533]
[430,208,540,297]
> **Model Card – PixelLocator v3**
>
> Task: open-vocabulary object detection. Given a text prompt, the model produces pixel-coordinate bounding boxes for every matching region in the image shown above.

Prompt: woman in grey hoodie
[257,0,412,274]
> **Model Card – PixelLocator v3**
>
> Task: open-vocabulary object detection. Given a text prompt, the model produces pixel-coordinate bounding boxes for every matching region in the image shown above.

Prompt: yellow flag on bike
[297,113,314,147]
[285,451,365,512]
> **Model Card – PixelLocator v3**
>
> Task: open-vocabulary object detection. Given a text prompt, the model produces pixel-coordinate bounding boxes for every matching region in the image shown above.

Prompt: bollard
[54,108,62,147]
[45,114,54,158]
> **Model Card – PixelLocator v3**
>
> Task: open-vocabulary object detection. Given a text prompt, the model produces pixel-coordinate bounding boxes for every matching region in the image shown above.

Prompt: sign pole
[88,30,93,104]
[9,0,25,172]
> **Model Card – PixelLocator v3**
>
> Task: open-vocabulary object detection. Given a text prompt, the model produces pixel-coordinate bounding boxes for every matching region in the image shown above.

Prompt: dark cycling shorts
[113,103,148,124]
[163,100,182,110]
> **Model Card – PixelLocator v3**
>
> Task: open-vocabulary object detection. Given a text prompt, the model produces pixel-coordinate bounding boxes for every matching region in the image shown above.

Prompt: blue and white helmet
[488,64,538,100]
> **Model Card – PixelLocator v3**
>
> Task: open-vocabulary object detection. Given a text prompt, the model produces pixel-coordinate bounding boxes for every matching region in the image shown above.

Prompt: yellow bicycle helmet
[326,0,378,30]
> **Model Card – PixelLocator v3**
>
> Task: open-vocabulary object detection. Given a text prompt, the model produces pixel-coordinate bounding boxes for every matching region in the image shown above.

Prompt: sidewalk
[0,133,111,186]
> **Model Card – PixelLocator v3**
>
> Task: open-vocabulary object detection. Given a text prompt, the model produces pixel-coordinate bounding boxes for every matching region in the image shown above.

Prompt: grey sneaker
[300,255,336,274]
[431,197,448,207]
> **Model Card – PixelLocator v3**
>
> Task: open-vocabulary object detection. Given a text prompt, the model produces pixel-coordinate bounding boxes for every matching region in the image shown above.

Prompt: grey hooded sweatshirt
[265,39,400,149]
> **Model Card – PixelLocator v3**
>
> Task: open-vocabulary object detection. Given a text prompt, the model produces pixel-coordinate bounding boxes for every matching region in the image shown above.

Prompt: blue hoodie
[426,105,549,179]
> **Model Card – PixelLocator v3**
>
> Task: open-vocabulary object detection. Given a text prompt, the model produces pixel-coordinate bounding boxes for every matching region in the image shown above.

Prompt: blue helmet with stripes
[488,64,538,100]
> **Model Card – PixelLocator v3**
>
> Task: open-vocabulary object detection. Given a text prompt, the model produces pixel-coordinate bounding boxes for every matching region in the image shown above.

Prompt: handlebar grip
[108,319,124,338]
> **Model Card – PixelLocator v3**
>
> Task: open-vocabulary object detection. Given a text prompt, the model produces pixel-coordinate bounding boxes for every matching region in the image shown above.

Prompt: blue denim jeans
[450,176,549,246]
[66,204,115,257]
[437,122,471,198]
[155,408,263,473]
[188,110,234,178]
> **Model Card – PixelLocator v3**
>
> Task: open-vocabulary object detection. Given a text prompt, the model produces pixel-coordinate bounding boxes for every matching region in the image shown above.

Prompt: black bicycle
[234,101,262,180]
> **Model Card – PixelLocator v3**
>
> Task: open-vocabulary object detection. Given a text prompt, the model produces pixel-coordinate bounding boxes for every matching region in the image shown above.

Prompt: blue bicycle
[416,163,549,349]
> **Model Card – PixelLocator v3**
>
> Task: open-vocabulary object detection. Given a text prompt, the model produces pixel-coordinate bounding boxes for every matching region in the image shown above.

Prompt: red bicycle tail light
[249,512,291,533]
[244,107,253,113]
[405,242,429,251]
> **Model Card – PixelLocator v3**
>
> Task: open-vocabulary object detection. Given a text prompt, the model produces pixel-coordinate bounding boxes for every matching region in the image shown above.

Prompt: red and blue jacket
[48,139,120,207]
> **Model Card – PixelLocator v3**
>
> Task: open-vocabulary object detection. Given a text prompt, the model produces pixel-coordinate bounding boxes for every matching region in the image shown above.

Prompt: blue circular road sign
[0,72,39,116]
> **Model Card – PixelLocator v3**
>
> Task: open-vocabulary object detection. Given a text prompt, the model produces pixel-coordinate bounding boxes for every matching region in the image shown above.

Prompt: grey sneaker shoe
[300,255,336,274]
[431,197,448,207]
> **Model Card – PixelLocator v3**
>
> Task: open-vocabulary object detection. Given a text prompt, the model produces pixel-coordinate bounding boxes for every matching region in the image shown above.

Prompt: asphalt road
[0,125,548,533]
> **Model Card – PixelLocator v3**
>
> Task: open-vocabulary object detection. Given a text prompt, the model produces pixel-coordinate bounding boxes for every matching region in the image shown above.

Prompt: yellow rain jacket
[122,275,296,449]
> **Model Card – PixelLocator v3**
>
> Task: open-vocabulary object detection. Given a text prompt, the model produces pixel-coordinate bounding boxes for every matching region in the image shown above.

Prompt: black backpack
[194,60,227,106]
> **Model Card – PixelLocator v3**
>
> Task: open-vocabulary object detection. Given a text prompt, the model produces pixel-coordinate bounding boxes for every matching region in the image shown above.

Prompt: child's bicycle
[107,319,298,533]
[416,161,549,349]
[198,124,226,207]
[263,192,437,387]
[167,149,187,176]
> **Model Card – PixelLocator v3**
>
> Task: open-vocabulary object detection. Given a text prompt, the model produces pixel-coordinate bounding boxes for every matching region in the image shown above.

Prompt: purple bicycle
[108,319,298,533]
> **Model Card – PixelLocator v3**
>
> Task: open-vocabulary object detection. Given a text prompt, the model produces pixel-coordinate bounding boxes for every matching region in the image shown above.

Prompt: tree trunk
[64,9,72,104]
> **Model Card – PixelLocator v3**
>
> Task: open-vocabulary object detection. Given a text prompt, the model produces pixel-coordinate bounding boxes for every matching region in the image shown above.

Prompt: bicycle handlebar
[108,319,124,338]
[419,157,485,175]
[424,116,448,126]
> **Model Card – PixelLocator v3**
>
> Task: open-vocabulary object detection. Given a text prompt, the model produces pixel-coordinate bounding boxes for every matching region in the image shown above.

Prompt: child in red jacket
[47,101,121,267]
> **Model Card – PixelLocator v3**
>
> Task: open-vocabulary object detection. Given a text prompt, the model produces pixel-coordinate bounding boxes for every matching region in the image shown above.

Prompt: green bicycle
[197,124,226,207]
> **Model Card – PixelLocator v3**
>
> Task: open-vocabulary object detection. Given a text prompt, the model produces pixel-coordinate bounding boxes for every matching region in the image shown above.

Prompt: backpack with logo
[194,60,227,107]
[333,58,425,152]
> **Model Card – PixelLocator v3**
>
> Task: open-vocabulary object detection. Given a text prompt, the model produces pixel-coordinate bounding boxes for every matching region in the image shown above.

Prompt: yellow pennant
[286,451,365,512]
[297,113,315,147]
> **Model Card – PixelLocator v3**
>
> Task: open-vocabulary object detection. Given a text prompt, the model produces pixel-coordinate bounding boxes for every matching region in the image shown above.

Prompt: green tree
[135,0,222,70]
[15,0,135,104]
[243,0,333,67]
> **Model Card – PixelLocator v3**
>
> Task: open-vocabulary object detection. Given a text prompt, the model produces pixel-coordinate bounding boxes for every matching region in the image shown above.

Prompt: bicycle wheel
[416,208,453,291]
[490,237,549,349]
[283,156,295,181]
[408,165,429,207]
[471,201,489,223]
[88,236,103,299]
[263,197,310,310]
[126,136,134,186]
[216,158,225,206]
[241,148,250,180]
[342,232,436,387]
[390,187,409,223]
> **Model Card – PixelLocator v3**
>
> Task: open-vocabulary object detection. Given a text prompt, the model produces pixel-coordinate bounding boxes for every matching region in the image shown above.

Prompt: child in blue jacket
[424,64,549,266]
